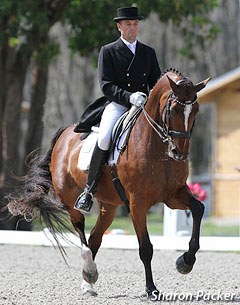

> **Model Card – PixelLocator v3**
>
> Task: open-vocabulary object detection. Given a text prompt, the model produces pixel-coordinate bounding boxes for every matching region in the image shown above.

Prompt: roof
[198,66,240,101]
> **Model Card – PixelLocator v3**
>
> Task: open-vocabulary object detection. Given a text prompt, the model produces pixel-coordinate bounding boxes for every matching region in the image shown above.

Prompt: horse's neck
[132,98,166,158]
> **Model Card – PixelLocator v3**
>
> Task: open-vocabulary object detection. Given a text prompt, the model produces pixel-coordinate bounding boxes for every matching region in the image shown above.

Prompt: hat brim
[113,16,144,22]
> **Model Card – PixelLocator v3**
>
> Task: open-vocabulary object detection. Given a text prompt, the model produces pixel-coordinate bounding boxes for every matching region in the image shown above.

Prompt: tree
[0,0,69,229]
[66,0,219,59]
[0,0,219,229]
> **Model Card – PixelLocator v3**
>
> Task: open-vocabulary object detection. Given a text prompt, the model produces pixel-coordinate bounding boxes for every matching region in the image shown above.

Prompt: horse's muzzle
[169,147,189,161]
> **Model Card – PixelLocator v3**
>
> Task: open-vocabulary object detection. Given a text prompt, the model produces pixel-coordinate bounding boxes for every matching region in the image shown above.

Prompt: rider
[74,6,161,213]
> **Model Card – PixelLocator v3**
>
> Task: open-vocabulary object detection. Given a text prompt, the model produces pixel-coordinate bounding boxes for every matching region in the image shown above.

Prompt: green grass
[201,221,239,237]
[85,212,163,235]
[84,213,239,237]
[33,212,239,237]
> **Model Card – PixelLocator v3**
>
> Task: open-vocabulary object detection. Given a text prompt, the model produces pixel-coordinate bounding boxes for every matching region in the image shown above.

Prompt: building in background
[197,66,240,219]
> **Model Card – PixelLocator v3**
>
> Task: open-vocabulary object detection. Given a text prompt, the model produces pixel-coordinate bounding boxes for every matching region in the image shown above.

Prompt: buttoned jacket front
[98,38,161,108]
[74,38,161,133]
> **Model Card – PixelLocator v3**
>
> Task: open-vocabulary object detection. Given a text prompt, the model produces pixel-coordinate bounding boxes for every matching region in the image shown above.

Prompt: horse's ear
[195,77,211,92]
[167,76,181,95]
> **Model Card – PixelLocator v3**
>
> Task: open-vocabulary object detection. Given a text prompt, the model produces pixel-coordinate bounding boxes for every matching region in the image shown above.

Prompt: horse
[8,69,210,297]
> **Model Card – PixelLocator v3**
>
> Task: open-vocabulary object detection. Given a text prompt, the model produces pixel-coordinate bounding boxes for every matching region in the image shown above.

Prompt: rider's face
[117,19,139,43]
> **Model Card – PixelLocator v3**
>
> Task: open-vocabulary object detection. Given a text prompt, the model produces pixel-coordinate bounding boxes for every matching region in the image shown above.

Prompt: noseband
[141,91,198,145]
[163,92,197,139]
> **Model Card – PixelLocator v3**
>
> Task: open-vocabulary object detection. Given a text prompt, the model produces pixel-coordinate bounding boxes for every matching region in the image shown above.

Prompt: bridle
[141,91,198,145]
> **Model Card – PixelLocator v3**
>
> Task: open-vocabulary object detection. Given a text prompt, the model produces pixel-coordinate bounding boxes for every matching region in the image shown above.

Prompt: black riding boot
[74,144,107,214]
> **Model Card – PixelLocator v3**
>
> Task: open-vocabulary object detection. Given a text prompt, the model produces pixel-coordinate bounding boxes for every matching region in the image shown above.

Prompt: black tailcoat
[99,38,161,107]
[75,38,161,133]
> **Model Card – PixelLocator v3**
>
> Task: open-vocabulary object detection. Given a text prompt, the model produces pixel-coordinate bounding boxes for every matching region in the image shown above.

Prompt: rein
[141,91,198,144]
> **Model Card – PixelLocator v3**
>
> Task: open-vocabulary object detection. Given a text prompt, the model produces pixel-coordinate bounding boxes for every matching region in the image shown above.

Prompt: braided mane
[160,68,182,79]
[150,68,183,95]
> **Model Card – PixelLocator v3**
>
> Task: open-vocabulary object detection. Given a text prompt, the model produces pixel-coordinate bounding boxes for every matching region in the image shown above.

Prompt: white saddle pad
[77,126,128,171]
[77,105,141,171]
[77,127,98,171]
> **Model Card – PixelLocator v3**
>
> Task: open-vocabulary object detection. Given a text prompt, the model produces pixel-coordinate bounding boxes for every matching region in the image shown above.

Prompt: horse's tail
[7,126,74,256]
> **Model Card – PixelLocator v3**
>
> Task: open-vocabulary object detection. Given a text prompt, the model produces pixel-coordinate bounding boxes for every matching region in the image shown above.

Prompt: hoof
[82,268,98,284]
[81,244,98,284]
[176,254,195,274]
[81,280,97,296]
[146,287,160,301]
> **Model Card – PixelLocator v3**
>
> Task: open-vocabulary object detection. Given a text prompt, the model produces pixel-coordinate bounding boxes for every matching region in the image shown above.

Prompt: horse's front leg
[176,196,205,274]
[131,205,158,297]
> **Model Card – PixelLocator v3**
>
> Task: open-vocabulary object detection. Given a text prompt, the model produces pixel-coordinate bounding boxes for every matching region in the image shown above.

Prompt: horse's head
[154,70,210,161]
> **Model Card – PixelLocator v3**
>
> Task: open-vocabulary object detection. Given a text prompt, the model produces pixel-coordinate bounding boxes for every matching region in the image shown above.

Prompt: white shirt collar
[121,37,137,54]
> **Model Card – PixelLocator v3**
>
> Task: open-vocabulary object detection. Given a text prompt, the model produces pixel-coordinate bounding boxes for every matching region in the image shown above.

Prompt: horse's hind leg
[69,209,98,296]
[80,244,98,296]
[88,201,117,259]
[71,202,117,295]
[176,196,205,274]
[79,201,117,295]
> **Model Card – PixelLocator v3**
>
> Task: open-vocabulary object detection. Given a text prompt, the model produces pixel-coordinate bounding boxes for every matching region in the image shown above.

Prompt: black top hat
[113,6,144,22]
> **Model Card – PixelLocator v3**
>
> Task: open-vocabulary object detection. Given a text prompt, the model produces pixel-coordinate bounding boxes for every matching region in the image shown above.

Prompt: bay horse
[8,69,210,297]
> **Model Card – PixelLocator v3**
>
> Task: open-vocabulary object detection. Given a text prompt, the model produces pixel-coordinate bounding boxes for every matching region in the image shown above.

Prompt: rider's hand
[129,92,147,107]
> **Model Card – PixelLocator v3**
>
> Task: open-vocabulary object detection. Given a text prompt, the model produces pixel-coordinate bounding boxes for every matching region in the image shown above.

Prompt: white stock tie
[128,43,135,55]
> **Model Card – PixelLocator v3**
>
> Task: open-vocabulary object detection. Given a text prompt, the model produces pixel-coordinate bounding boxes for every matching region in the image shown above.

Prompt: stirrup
[74,191,94,214]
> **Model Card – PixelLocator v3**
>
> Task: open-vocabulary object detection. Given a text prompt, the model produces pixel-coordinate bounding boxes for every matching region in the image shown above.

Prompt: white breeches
[97,102,128,151]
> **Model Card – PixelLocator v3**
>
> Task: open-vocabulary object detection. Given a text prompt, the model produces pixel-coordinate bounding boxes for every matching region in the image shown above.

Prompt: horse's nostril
[172,148,185,160]
[172,148,179,156]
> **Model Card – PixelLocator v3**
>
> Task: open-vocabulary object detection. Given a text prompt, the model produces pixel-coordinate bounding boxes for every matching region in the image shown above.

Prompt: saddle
[77,105,141,171]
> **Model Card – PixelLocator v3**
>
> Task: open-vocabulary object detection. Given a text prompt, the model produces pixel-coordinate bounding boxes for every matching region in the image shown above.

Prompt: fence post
[163,205,192,236]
